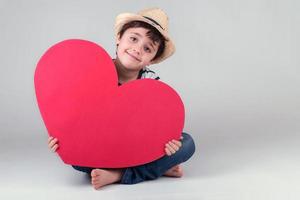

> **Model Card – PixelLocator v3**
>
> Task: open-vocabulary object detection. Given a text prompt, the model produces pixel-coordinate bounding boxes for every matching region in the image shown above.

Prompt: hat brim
[114,13,175,64]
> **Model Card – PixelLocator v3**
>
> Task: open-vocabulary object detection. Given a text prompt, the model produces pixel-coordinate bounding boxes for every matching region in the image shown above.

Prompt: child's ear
[116,34,121,45]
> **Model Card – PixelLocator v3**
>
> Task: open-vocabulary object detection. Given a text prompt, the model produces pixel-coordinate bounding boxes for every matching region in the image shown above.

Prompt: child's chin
[122,61,140,70]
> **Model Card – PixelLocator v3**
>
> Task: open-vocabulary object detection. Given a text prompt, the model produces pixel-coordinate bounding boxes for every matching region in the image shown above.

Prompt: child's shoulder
[139,67,160,80]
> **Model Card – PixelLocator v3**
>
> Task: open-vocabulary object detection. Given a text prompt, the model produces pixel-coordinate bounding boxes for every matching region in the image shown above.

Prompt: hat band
[143,16,164,30]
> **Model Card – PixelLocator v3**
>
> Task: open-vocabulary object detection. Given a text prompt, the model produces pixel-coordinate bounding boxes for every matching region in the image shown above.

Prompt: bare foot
[91,169,123,190]
[163,165,183,178]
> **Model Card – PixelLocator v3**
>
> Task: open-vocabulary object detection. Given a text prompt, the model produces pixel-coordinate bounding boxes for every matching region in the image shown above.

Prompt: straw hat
[114,8,175,64]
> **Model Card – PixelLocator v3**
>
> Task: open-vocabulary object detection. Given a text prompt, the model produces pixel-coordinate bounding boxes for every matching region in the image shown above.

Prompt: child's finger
[52,144,58,150]
[48,136,53,143]
[49,138,57,147]
[172,139,182,148]
[166,143,176,154]
[168,141,179,151]
[49,138,58,148]
[165,147,172,156]
[52,144,59,152]
[48,137,56,145]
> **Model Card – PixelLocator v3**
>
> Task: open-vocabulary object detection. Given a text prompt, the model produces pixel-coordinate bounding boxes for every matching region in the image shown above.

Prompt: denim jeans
[72,132,195,184]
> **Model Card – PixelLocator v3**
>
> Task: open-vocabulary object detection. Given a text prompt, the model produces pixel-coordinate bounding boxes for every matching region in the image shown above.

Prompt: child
[48,7,195,190]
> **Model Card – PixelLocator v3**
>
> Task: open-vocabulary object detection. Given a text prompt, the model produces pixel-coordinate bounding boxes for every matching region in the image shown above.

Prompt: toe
[91,169,100,177]
[91,170,96,177]
[93,183,102,190]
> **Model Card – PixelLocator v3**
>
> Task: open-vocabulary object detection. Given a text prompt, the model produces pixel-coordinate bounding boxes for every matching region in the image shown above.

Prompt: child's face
[116,27,159,71]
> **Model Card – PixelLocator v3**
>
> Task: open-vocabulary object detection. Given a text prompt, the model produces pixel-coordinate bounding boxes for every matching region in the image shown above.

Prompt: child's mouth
[126,51,141,62]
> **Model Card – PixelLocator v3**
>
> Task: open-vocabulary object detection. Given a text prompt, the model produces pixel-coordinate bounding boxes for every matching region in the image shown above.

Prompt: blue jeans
[72,132,195,184]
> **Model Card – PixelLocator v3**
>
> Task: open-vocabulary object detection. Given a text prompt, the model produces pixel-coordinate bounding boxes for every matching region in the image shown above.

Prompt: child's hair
[118,21,167,61]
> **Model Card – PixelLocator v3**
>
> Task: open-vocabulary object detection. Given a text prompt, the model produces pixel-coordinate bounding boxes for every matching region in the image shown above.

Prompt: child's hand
[48,136,59,152]
[165,136,183,156]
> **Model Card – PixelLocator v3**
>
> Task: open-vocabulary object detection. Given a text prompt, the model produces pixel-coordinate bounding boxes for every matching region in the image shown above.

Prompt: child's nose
[133,44,142,55]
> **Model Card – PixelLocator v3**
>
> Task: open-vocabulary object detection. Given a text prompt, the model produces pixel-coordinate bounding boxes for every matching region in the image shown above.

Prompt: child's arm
[164,136,183,156]
[48,136,59,152]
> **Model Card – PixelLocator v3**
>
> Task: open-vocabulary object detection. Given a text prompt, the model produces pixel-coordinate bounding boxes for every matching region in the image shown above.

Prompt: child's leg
[71,132,195,186]
[120,132,195,184]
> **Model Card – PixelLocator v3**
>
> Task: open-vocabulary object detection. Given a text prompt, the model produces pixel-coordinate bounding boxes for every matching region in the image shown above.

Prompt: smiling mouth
[126,51,141,62]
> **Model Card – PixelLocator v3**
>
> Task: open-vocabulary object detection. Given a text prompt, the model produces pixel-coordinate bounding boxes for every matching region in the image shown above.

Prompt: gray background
[0,0,299,199]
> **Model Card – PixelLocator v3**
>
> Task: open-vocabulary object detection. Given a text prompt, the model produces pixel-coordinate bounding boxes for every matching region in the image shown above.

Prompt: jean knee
[181,132,196,162]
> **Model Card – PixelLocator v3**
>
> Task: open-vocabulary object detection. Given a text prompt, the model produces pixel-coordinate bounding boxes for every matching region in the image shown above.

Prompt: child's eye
[144,46,151,53]
[129,37,137,42]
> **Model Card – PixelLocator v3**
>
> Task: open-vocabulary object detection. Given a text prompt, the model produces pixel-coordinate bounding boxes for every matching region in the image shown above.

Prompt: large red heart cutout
[34,39,185,168]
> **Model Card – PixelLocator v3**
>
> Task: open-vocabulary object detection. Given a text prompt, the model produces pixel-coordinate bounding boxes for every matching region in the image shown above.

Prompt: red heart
[34,39,185,168]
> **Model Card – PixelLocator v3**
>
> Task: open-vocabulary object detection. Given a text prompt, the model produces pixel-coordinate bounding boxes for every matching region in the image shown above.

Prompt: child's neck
[113,59,140,84]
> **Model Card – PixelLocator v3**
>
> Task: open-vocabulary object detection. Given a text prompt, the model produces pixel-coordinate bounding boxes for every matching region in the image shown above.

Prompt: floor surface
[1,131,299,200]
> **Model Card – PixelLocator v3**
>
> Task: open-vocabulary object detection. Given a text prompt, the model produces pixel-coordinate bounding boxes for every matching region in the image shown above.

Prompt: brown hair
[118,21,166,61]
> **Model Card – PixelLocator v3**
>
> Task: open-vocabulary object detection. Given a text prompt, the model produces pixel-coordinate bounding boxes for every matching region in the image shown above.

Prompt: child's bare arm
[48,136,59,152]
